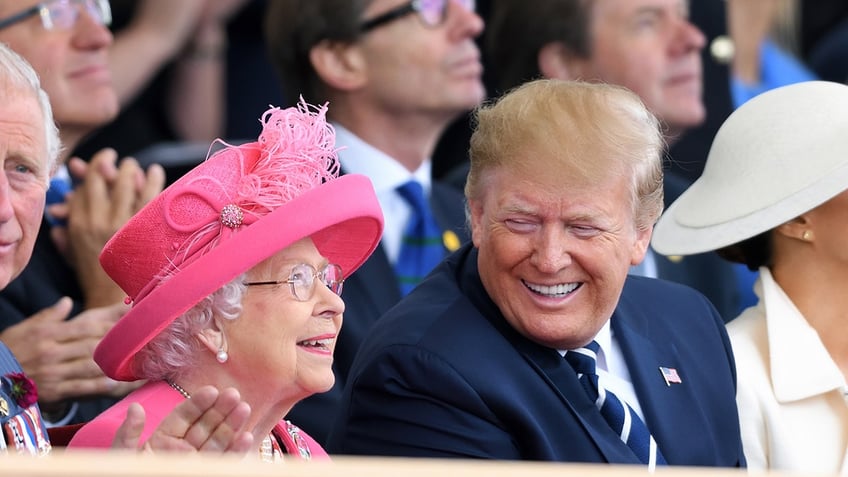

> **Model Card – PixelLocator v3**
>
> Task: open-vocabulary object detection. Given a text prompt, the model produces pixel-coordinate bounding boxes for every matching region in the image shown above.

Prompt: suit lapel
[429,182,470,252]
[612,299,697,464]
[518,341,642,464]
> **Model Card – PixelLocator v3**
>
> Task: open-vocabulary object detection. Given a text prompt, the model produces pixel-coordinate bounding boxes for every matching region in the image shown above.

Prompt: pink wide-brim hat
[95,101,384,381]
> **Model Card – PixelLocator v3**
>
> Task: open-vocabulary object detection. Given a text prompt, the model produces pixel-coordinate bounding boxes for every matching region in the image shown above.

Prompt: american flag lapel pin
[659,366,682,386]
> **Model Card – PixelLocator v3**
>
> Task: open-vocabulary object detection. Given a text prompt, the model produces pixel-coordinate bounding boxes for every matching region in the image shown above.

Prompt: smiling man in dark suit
[327,79,745,468]
[264,0,481,445]
[443,0,742,321]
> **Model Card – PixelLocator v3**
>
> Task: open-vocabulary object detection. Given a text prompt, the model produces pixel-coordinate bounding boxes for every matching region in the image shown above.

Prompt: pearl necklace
[260,436,276,463]
[167,380,190,399]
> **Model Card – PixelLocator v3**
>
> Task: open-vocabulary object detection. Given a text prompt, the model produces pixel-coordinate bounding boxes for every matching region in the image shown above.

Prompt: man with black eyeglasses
[264,0,483,446]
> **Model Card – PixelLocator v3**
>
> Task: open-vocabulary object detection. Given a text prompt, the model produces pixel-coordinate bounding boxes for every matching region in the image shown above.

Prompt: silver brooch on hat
[220,204,244,228]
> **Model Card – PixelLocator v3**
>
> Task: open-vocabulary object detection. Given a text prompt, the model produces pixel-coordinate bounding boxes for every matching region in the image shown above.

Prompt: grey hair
[0,43,61,182]
[131,274,247,382]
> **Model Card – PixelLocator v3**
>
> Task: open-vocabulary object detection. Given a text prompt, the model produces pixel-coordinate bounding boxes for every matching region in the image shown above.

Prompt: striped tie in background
[394,180,445,296]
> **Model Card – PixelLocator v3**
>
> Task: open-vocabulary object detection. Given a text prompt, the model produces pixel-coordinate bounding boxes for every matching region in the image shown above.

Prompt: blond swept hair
[465,79,665,231]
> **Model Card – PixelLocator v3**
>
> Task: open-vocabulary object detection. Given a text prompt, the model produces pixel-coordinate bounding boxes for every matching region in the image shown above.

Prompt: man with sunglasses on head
[0,0,222,429]
[264,0,483,446]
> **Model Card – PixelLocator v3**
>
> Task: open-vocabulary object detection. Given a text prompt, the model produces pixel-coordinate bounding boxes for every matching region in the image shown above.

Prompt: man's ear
[468,198,484,248]
[309,39,368,92]
[538,41,584,80]
[630,226,653,266]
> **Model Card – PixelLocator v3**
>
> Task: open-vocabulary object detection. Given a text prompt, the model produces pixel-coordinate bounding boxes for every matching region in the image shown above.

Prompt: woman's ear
[775,215,813,242]
[309,39,368,92]
[196,318,226,356]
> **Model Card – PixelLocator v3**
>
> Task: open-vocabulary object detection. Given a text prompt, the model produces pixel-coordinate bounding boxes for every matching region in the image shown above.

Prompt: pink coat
[68,380,328,460]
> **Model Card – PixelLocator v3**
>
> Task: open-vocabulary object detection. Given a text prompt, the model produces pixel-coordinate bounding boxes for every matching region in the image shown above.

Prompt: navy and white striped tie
[565,341,666,469]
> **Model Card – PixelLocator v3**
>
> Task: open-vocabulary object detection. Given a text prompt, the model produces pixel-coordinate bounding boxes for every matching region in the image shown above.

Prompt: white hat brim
[653,81,848,255]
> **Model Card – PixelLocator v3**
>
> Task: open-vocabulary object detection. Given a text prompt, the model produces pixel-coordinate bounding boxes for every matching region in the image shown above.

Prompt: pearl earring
[216,347,228,363]
[802,230,812,241]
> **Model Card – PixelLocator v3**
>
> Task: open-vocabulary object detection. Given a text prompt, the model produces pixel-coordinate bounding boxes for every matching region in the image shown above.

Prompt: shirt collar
[557,320,613,372]
[593,320,613,372]
[758,267,846,402]
[333,123,433,193]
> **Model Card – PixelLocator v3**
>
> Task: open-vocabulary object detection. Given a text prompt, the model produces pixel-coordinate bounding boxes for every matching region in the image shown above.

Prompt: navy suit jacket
[327,244,745,466]
[286,180,469,445]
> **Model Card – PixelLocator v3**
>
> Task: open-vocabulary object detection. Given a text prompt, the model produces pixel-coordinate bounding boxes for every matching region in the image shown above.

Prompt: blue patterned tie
[565,341,666,468]
[395,180,445,296]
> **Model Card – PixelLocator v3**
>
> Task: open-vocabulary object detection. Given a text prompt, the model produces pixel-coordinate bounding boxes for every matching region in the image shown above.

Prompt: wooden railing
[2,450,792,477]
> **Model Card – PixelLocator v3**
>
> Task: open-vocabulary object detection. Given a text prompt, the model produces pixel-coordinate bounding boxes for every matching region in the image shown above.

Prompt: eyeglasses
[0,0,112,32]
[243,263,344,302]
[359,0,475,33]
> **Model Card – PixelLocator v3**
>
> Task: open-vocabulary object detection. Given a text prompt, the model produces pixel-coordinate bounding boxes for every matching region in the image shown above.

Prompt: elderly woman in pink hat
[67,101,383,460]
[653,81,848,474]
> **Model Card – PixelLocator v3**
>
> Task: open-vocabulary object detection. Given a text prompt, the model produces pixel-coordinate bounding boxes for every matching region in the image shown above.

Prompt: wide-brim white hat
[653,81,848,255]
